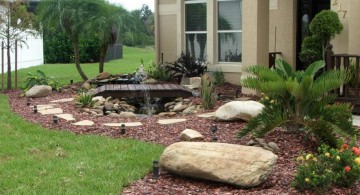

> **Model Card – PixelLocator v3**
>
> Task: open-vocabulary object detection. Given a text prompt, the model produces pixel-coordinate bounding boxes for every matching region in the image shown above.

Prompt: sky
[107,0,154,11]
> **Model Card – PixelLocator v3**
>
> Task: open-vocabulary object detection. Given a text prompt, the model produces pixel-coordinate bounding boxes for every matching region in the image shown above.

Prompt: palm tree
[90,2,133,73]
[37,0,100,81]
[238,60,358,147]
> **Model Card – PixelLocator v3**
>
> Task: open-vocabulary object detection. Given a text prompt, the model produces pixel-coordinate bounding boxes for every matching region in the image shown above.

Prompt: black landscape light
[26,98,30,106]
[153,160,159,179]
[53,115,59,124]
[120,124,126,135]
[211,124,218,133]
[70,79,73,84]
[33,105,37,113]
[212,136,218,142]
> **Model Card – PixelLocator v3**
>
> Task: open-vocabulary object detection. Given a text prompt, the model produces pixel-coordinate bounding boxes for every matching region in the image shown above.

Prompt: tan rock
[82,82,91,90]
[160,142,278,188]
[96,72,111,80]
[119,112,137,118]
[158,112,177,117]
[179,129,204,141]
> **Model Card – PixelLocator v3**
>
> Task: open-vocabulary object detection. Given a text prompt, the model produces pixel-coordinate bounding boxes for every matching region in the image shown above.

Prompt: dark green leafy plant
[238,59,358,147]
[299,36,322,66]
[75,92,94,108]
[165,52,207,80]
[145,61,172,82]
[24,70,62,91]
[300,10,343,66]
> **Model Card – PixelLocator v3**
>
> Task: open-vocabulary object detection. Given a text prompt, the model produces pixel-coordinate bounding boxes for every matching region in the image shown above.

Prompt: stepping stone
[102,122,143,127]
[353,115,360,126]
[38,108,63,115]
[157,119,187,125]
[32,104,57,111]
[72,120,94,126]
[197,112,215,118]
[50,98,74,103]
[56,114,75,121]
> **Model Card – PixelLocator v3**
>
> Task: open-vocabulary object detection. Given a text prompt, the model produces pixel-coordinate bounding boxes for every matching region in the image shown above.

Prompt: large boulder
[160,142,277,188]
[25,85,52,98]
[214,101,264,122]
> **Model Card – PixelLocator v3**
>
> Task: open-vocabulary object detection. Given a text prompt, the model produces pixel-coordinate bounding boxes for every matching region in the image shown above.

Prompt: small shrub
[292,143,360,191]
[75,92,95,108]
[24,70,62,91]
[201,73,215,110]
[238,60,357,147]
[165,52,207,81]
[145,61,172,81]
[212,68,225,86]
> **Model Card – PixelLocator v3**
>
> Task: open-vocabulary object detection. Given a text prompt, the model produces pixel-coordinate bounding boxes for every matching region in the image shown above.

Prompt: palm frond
[306,119,339,147]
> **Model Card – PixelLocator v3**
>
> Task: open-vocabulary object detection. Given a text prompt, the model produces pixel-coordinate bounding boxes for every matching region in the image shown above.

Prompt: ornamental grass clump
[238,59,358,147]
[75,92,94,108]
[201,73,215,110]
[292,143,360,191]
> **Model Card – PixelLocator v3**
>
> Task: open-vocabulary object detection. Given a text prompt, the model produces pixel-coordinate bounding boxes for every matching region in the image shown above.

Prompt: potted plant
[346,63,360,97]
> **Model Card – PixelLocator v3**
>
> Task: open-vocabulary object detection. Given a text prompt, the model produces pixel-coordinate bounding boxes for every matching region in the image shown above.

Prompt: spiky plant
[238,59,359,147]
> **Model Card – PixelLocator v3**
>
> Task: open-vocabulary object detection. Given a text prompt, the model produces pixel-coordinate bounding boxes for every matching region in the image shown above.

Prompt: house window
[218,0,242,62]
[185,0,207,61]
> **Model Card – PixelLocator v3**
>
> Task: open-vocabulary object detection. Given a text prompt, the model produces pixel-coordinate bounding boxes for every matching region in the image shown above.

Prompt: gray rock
[173,103,189,112]
[164,102,176,108]
[104,102,114,111]
[182,105,197,114]
[160,142,278,188]
[268,142,280,154]
[25,85,52,98]
[109,113,120,117]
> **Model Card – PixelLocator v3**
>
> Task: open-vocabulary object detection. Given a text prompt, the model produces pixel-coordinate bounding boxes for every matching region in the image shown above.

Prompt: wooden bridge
[93,84,195,98]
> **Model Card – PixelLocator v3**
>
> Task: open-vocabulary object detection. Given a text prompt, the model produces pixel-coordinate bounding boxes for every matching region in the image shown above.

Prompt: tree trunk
[6,16,11,90]
[72,40,88,81]
[98,45,107,73]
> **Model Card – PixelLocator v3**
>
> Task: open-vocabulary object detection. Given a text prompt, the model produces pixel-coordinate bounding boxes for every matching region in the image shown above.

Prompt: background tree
[123,5,154,47]
[37,0,102,81]
[0,0,38,89]
[91,2,133,73]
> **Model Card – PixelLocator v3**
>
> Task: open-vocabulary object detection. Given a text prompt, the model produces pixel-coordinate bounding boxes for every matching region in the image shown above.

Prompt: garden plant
[238,59,358,147]
[293,143,360,191]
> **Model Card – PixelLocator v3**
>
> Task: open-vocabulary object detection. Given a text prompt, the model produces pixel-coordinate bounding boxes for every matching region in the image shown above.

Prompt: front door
[296,0,330,70]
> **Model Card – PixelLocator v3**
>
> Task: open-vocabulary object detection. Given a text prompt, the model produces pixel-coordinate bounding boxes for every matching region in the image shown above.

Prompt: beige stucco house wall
[155,0,360,88]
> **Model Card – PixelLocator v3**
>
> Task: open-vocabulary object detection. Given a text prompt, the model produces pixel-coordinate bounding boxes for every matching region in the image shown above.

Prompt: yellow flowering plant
[292,143,360,191]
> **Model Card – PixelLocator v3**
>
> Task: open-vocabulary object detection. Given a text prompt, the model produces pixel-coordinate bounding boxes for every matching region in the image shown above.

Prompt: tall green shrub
[44,31,100,63]
[300,10,343,66]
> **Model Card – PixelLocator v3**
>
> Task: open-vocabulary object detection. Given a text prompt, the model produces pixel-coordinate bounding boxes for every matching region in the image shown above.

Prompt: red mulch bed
[4,83,360,195]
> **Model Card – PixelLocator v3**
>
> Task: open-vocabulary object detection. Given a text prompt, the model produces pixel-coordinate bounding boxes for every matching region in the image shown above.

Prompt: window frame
[216,0,242,63]
[184,0,207,61]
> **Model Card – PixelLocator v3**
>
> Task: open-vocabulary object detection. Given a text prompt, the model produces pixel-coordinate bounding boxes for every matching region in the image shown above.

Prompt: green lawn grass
[0,94,163,194]
[0,47,164,194]
[2,46,155,89]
